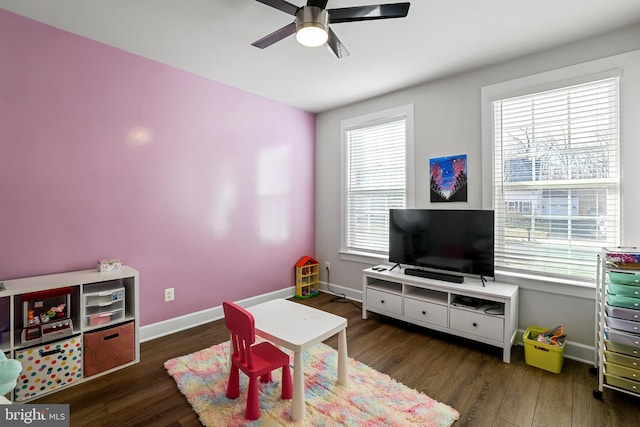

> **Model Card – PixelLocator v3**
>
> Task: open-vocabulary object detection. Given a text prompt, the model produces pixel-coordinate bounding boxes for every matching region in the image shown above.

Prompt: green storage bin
[608,283,640,297]
[523,326,565,374]
[606,294,640,310]
[604,350,640,369]
[608,271,640,286]
[604,371,640,393]
[605,361,640,381]
[606,339,640,357]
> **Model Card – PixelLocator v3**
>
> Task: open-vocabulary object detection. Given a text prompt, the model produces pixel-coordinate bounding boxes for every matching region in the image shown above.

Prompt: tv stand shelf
[363,266,519,363]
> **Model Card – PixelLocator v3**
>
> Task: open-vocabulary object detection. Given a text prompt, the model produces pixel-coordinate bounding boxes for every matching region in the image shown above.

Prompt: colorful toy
[47,303,66,319]
[537,325,567,346]
[27,309,39,325]
[0,352,22,404]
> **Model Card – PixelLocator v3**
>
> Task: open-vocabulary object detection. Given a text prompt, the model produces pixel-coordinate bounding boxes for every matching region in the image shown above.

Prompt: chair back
[223,301,257,369]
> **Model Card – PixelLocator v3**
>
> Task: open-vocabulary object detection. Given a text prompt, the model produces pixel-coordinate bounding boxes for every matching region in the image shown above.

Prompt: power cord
[326,265,345,300]
[326,265,362,310]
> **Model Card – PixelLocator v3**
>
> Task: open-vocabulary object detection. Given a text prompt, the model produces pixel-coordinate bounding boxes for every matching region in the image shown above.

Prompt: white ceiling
[2,0,640,113]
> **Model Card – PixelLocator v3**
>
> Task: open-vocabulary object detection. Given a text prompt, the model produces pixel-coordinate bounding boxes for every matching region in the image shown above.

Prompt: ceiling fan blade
[326,28,350,59]
[306,0,329,8]
[328,2,410,23]
[255,0,299,16]
[251,21,297,49]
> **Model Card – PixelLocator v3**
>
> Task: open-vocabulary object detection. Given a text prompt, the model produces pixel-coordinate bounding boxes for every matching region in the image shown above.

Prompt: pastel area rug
[164,341,459,426]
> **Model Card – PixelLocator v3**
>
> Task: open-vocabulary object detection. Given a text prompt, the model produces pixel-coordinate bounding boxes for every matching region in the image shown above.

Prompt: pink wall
[0,10,316,326]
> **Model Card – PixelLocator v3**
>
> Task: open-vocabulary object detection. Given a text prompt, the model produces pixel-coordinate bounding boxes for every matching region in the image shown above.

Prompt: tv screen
[389,209,495,279]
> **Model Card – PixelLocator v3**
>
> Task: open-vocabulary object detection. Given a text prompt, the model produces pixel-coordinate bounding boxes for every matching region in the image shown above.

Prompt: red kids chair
[222,301,293,420]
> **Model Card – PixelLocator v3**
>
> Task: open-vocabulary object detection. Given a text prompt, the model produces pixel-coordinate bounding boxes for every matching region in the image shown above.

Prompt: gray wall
[315,24,640,363]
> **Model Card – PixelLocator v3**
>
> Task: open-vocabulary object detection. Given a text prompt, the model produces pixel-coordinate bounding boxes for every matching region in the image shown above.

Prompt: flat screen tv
[389,209,495,282]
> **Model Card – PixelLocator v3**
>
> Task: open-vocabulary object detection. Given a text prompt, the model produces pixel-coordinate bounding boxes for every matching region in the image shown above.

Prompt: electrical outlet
[164,287,175,302]
[324,261,331,271]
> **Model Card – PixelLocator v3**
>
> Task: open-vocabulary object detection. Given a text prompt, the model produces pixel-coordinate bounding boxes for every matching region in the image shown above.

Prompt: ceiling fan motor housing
[296,6,329,46]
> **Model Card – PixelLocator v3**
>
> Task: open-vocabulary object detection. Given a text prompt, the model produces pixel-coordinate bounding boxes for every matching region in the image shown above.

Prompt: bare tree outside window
[494,77,619,280]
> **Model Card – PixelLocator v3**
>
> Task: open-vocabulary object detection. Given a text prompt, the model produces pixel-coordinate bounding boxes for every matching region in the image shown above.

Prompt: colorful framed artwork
[430,154,467,202]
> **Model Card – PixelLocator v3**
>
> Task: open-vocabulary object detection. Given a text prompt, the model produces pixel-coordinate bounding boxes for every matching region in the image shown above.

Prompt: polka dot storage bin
[14,334,83,402]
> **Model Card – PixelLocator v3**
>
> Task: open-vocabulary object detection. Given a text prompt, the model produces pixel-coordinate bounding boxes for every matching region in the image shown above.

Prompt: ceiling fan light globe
[295,6,329,47]
[296,25,328,47]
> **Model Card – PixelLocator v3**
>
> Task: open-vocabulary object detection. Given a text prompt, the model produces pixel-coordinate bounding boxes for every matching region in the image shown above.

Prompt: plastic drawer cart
[592,248,640,399]
[83,282,125,328]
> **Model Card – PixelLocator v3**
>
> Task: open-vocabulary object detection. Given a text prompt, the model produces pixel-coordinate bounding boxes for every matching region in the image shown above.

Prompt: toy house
[295,256,319,299]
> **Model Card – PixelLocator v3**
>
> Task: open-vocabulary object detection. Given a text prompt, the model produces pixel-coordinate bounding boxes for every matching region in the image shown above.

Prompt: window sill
[494,270,595,299]
[337,253,596,300]
[339,250,387,265]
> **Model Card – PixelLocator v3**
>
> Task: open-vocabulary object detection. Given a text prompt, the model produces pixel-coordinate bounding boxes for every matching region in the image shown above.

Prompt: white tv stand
[362,266,519,363]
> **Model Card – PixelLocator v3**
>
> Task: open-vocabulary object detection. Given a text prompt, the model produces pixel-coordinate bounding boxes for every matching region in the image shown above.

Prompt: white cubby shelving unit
[0,266,139,403]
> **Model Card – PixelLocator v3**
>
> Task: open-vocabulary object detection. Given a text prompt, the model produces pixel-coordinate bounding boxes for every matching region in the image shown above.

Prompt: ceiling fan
[251,0,411,58]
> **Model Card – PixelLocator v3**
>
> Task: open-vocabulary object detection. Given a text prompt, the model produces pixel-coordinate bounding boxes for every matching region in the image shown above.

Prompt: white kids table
[246,298,348,422]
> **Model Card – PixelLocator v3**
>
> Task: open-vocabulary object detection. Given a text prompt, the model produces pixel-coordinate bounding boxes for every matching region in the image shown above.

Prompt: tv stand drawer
[404,297,447,327]
[449,308,504,342]
[366,288,402,315]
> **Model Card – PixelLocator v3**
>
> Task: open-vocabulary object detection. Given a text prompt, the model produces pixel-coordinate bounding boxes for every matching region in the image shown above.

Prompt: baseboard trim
[139,287,295,342]
[140,285,597,366]
[319,281,363,302]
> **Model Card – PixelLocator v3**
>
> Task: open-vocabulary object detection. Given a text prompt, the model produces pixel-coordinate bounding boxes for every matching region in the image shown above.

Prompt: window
[491,77,620,280]
[341,105,414,258]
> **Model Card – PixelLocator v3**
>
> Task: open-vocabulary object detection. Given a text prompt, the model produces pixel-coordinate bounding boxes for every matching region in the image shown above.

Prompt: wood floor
[34,292,639,426]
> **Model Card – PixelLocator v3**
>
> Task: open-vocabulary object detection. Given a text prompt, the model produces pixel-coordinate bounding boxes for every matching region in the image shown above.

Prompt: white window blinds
[493,77,620,280]
[345,118,407,254]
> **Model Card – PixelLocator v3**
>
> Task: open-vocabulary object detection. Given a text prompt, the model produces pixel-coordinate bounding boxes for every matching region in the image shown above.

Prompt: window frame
[339,104,415,263]
[482,65,622,286]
